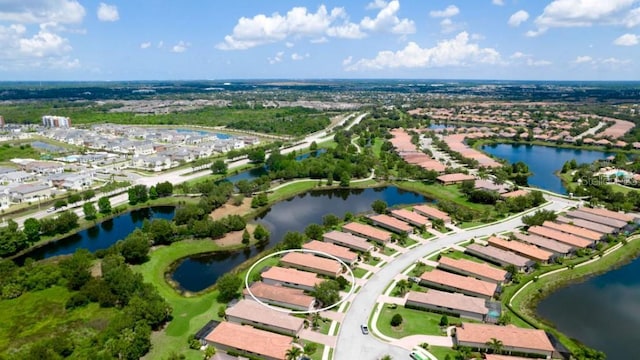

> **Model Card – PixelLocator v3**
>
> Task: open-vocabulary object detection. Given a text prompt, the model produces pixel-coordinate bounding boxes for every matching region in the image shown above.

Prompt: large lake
[536,257,640,360]
[481,144,612,194]
[170,186,432,292]
[16,206,175,263]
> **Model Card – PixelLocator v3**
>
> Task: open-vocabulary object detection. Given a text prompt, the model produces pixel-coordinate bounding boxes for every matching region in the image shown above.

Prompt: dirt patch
[210,197,253,219]
[214,223,256,247]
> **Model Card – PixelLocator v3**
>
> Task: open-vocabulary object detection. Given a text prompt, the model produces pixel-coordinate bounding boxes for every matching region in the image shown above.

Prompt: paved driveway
[333,196,577,360]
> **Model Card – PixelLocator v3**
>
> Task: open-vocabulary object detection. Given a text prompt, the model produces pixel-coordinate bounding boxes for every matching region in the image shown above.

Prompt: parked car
[46,207,55,213]
[360,324,369,335]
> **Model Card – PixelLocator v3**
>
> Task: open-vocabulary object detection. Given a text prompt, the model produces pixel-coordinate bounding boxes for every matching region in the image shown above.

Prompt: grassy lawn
[398,238,418,248]
[376,304,461,338]
[429,346,459,360]
[303,342,324,360]
[394,181,493,213]
[371,138,384,157]
[133,240,247,360]
[353,267,369,278]
[267,180,323,202]
[409,262,433,277]
[318,317,332,335]
[609,183,635,194]
[391,282,424,296]
[382,247,397,256]
[459,221,485,229]
[365,257,382,266]
[439,249,484,263]
[0,286,117,354]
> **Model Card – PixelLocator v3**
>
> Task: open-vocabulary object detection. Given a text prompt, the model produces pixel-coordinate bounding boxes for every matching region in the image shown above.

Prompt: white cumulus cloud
[97,3,119,22]
[574,55,593,63]
[171,41,189,53]
[492,0,505,5]
[0,0,85,24]
[291,52,309,60]
[360,0,415,34]
[531,0,640,36]
[429,5,460,18]
[346,32,501,71]
[614,33,639,45]
[366,0,388,10]
[342,55,353,66]
[268,51,284,64]
[508,10,529,27]
[140,42,151,49]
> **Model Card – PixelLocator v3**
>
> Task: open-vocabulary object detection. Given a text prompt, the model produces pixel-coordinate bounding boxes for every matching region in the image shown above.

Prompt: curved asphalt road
[334,195,579,360]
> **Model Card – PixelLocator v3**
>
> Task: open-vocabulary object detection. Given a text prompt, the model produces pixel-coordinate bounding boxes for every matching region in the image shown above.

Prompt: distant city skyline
[0,0,639,81]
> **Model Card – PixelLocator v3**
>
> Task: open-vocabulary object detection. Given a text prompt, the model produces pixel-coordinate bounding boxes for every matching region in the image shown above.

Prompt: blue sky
[0,0,639,81]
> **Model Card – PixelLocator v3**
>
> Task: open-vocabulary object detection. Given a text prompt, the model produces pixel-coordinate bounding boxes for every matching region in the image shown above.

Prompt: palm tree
[486,337,504,354]
[311,312,321,330]
[203,346,216,360]
[285,346,303,360]
[396,279,409,296]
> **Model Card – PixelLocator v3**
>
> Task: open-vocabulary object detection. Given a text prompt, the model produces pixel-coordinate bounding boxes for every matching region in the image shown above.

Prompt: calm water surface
[536,257,640,360]
[170,186,431,292]
[481,144,612,193]
[17,206,175,263]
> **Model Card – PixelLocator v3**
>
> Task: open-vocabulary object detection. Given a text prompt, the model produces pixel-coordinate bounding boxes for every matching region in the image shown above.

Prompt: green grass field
[394,181,493,213]
[376,304,462,338]
[429,346,459,360]
[353,267,369,278]
[133,240,246,360]
[0,286,117,354]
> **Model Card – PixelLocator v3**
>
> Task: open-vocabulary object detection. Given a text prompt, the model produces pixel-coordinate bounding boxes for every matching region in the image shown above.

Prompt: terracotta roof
[438,256,508,282]
[542,221,602,242]
[456,323,555,352]
[343,222,392,243]
[528,226,592,248]
[261,266,322,288]
[565,210,627,229]
[205,322,292,360]
[578,206,635,222]
[511,232,573,254]
[555,215,615,234]
[302,240,358,263]
[420,269,497,298]
[370,214,413,232]
[437,173,475,183]
[280,252,343,275]
[323,230,373,251]
[413,205,451,222]
[225,299,304,332]
[406,289,488,315]
[245,282,315,308]
[465,244,532,267]
[487,236,553,262]
[390,209,431,226]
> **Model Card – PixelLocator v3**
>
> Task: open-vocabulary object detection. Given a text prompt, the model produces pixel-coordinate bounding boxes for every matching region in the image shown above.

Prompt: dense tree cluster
[0,211,80,257]
[227,107,330,136]
[0,251,171,359]
[522,209,558,227]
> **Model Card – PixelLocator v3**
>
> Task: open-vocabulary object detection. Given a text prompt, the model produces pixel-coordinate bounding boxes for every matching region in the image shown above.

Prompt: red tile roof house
[527,226,593,249]
[438,256,509,284]
[565,210,628,230]
[542,221,603,243]
[555,215,615,235]
[465,244,534,272]
[487,236,554,264]
[244,282,316,311]
[225,299,305,336]
[279,252,344,278]
[454,323,555,358]
[419,269,498,300]
[413,204,452,223]
[405,289,489,322]
[369,214,413,234]
[323,230,374,253]
[261,266,323,292]
[436,173,476,185]
[205,321,293,360]
[578,206,637,222]
[390,208,431,228]
[303,240,358,265]
[511,232,573,257]
[342,222,392,245]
